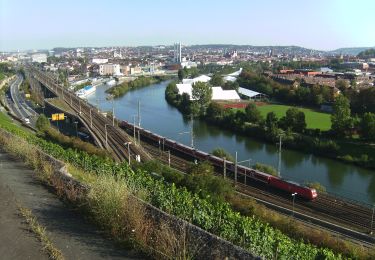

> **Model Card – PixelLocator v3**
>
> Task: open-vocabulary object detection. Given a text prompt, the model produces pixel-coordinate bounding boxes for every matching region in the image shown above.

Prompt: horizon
[1,0,375,52]
[3,43,375,54]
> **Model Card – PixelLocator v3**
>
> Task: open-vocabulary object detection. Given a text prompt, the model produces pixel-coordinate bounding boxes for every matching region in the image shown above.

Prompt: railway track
[28,67,374,245]
[28,67,152,163]
[132,131,375,244]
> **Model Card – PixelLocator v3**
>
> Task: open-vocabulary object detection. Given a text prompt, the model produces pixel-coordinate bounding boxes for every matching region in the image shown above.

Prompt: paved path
[0,151,143,260]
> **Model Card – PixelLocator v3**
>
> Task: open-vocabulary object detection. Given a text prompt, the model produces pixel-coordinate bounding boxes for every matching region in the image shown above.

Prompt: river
[87,81,375,206]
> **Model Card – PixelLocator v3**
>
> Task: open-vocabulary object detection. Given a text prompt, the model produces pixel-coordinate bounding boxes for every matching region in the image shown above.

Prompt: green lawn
[257,104,332,130]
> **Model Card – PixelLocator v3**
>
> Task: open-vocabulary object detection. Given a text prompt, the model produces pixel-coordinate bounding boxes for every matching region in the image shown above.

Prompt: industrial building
[99,64,121,76]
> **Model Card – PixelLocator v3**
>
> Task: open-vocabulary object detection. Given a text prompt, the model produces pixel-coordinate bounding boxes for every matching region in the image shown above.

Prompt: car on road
[24,117,30,124]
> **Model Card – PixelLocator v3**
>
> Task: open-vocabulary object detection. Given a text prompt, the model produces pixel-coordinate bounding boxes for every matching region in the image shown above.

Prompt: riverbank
[165,82,375,170]
[106,75,173,98]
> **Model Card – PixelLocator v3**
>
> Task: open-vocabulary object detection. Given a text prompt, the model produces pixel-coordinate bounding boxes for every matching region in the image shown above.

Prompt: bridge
[27,66,152,163]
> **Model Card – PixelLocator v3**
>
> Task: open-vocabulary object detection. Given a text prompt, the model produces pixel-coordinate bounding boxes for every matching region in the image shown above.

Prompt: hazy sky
[1,0,374,51]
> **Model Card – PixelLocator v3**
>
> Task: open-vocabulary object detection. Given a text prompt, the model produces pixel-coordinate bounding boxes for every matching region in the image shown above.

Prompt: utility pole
[277,135,282,178]
[132,115,137,145]
[112,100,115,126]
[190,114,194,148]
[223,157,226,179]
[234,151,238,186]
[138,100,141,127]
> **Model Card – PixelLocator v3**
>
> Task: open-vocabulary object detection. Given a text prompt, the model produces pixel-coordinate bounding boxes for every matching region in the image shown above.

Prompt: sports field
[257,104,332,130]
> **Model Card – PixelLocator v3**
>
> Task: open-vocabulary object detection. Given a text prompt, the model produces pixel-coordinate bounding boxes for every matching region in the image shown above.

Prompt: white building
[176,84,240,101]
[31,53,47,63]
[92,58,108,64]
[182,75,211,85]
[99,64,121,76]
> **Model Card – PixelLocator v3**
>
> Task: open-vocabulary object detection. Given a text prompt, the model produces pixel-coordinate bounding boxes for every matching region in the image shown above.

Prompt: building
[31,53,47,63]
[99,64,121,76]
[120,65,130,75]
[176,84,240,101]
[174,42,182,63]
[182,75,211,84]
[92,58,108,64]
[130,66,142,75]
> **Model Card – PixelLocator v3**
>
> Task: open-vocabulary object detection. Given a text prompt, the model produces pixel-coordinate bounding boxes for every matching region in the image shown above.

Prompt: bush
[254,163,278,176]
[305,182,327,193]
[211,147,234,162]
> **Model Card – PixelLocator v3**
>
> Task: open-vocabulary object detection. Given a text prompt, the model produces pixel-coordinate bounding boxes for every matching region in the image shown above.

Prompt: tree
[36,114,50,131]
[210,74,224,86]
[265,112,278,130]
[280,108,306,133]
[192,82,212,116]
[361,112,375,140]
[336,79,349,92]
[206,102,225,121]
[183,161,233,201]
[244,103,262,124]
[331,95,352,137]
[178,69,185,81]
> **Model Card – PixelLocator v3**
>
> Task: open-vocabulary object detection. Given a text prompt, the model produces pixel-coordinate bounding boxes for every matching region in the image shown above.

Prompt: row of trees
[238,70,335,107]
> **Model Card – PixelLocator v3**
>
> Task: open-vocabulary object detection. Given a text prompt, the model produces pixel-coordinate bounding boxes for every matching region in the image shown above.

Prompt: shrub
[254,163,278,176]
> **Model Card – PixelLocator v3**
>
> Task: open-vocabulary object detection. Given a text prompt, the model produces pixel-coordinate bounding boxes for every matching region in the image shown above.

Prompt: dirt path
[0,151,144,260]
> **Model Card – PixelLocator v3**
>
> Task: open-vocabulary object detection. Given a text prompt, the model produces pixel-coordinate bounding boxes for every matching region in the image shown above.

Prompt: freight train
[119,121,318,200]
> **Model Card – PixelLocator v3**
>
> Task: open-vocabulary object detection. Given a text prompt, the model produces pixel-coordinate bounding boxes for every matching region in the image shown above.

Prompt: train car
[269,177,317,200]
[164,138,177,149]
[195,150,210,161]
[237,166,272,184]
[175,142,195,156]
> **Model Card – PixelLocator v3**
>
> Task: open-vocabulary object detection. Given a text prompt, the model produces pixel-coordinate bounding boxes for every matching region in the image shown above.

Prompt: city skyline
[1,0,374,52]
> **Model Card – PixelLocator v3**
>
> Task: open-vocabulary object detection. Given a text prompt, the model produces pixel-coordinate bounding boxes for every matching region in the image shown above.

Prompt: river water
[87,81,375,205]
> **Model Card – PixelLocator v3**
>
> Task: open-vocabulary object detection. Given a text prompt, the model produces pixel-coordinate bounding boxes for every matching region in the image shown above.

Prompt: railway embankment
[0,127,257,259]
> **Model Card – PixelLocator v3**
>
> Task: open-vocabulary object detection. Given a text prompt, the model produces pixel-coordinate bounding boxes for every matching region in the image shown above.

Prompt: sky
[1,0,374,52]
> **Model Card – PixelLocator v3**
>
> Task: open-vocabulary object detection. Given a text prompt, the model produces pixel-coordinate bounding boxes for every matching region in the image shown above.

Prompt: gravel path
[0,151,144,260]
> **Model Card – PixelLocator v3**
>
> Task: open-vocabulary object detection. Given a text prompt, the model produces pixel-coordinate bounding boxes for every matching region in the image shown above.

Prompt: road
[7,74,37,126]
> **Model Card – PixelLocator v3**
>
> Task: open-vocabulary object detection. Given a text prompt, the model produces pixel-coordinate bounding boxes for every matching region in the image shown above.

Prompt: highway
[7,74,37,127]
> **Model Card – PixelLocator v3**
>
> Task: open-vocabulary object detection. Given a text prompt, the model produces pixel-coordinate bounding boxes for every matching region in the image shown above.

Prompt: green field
[257,104,332,130]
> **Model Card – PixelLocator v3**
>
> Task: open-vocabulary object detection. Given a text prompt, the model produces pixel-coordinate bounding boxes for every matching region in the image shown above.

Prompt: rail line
[126,126,375,245]
[28,67,152,163]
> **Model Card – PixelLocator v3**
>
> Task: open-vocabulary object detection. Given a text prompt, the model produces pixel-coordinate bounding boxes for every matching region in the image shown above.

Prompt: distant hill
[188,44,326,56]
[357,48,375,59]
[328,47,375,56]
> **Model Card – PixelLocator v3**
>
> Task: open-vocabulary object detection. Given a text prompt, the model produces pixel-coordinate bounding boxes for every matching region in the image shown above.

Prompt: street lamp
[292,192,297,217]
[167,150,171,167]
[124,142,132,165]
[73,121,79,137]
[238,158,252,185]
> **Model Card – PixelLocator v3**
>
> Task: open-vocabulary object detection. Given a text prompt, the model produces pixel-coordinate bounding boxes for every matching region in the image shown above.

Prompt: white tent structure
[212,87,240,100]
[238,87,267,100]
[176,84,240,101]
[182,75,211,84]
[223,75,236,82]
[227,68,243,77]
